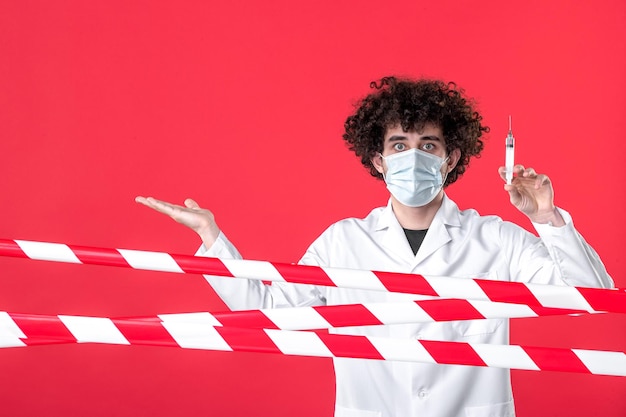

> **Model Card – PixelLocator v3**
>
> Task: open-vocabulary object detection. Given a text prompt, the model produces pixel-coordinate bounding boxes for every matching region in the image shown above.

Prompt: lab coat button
[417,390,428,399]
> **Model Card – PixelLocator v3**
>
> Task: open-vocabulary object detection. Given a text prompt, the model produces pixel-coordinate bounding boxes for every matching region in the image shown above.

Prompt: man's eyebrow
[386,135,408,142]
[385,135,442,142]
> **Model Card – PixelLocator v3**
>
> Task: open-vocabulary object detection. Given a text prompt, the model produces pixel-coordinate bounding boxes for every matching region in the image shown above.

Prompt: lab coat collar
[375,194,462,267]
[375,193,462,231]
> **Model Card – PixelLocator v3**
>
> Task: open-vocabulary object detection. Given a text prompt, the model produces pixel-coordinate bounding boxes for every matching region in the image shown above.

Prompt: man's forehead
[384,122,444,138]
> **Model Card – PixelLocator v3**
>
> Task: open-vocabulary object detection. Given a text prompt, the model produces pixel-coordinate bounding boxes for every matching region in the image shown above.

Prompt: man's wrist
[197,225,221,248]
[529,207,565,227]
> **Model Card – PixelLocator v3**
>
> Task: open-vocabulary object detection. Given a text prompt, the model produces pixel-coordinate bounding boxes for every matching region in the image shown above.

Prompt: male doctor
[137,76,613,417]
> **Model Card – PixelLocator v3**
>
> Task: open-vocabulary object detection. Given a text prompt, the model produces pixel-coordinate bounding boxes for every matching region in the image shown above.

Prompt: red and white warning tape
[134,301,591,331]
[1,312,624,376]
[1,238,623,313]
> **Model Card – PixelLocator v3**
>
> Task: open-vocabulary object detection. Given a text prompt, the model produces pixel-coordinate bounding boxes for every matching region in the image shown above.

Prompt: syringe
[505,115,515,185]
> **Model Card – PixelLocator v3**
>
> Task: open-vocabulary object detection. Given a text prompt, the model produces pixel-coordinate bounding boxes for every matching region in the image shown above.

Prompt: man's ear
[447,148,461,172]
[371,153,385,175]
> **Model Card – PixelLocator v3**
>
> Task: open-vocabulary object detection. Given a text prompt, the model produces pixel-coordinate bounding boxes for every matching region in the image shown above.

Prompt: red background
[0,1,624,416]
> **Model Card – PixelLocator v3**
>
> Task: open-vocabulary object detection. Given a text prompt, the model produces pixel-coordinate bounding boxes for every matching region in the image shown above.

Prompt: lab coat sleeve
[502,207,614,288]
[197,231,326,310]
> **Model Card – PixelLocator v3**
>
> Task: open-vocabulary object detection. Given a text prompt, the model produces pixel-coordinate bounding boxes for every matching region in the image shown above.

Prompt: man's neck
[391,192,444,230]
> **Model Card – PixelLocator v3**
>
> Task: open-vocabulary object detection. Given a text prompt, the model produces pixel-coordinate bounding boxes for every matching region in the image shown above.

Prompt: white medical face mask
[381,148,449,207]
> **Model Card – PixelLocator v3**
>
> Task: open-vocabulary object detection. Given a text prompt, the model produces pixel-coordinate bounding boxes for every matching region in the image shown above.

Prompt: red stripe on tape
[10,313,76,343]
[417,299,486,321]
[314,304,383,328]
[318,333,385,360]
[373,271,439,297]
[69,245,130,268]
[420,340,487,367]
[0,239,29,258]
[216,327,283,354]
[214,310,279,329]
[475,280,542,307]
[577,287,626,314]
[523,346,591,374]
[112,318,179,347]
[170,255,233,277]
[273,263,336,287]
[528,305,587,317]
[20,338,72,346]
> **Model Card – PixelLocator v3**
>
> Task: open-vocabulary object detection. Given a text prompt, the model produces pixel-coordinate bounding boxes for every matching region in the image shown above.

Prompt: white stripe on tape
[369,336,436,363]
[0,332,26,348]
[221,259,285,282]
[573,349,626,376]
[365,302,434,324]
[15,240,81,264]
[427,276,490,301]
[323,267,388,292]
[264,329,334,357]
[469,300,538,319]
[0,312,27,347]
[158,312,222,327]
[472,343,540,371]
[527,284,594,311]
[58,316,130,344]
[160,322,232,351]
[0,312,27,338]
[262,307,332,330]
[117,249,185,273]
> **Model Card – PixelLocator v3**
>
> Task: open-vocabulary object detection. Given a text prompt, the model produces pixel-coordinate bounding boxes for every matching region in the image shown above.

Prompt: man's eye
[393,143,406,151]
[422,143,435,151]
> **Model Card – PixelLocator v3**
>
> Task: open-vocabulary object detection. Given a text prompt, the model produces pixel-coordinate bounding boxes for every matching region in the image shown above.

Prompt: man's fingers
[511,174,550,190]
[535,174,550,189]
[147,197,173,209]
[505,164,550,190]
[184,198,200,209]
[136,196,207,217]
[136,196,162,209]
[135,196,180,216]
[499,165,538,182]
[497,166,507,181]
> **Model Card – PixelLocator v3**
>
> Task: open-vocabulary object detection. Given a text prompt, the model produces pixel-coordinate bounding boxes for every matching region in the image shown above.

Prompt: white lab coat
[198,195,613,417]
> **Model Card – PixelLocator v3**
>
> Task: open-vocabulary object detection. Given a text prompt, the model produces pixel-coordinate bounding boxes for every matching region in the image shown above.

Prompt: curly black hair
[343,76,489,186]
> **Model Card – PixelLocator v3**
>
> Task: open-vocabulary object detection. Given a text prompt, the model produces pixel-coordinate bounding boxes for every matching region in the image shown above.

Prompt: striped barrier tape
[0,312,624,376]
[1,238,623,313]
[130,301,592,331]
